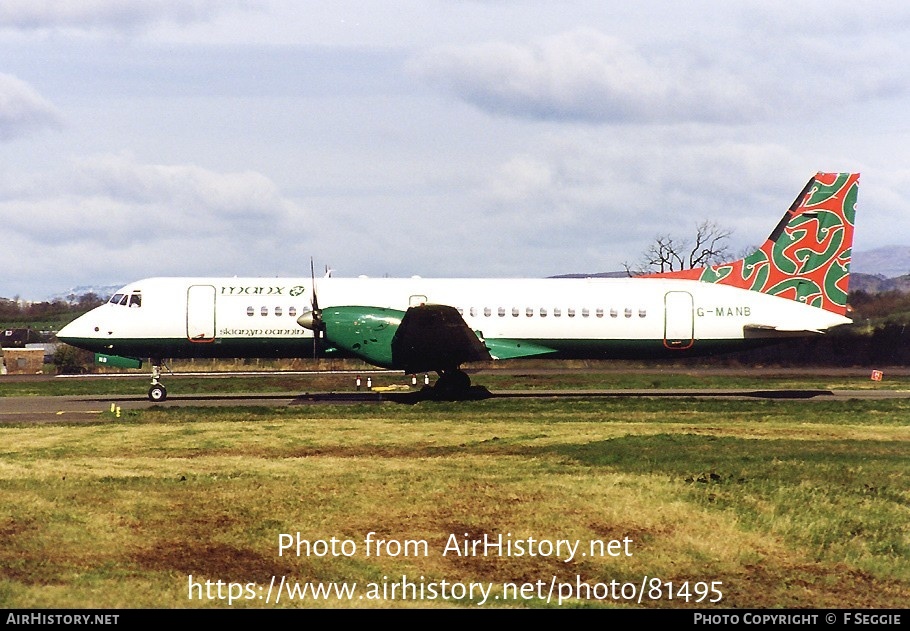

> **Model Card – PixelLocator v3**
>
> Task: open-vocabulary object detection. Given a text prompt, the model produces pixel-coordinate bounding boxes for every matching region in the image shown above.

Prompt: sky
[2,1,910,300]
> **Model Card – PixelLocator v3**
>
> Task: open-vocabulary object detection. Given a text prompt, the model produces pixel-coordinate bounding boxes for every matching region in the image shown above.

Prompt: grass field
[0,374,908,609]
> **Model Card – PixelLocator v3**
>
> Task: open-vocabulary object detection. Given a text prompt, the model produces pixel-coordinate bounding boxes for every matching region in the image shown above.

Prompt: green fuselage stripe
[63,335,776,363]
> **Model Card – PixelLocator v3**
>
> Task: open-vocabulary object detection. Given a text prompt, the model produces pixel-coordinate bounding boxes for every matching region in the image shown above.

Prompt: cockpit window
[109,291,141,307]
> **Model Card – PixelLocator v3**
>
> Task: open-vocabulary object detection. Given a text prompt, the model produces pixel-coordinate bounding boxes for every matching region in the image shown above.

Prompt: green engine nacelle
[319,304,494,373]
[320,306,406,369]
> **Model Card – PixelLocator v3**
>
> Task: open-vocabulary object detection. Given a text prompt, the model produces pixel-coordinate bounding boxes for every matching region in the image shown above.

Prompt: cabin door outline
[187,285,217,343]
[664,291,694,350]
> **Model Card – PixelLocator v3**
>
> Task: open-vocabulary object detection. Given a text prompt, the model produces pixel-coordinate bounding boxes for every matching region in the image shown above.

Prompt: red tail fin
[646,172,858,316]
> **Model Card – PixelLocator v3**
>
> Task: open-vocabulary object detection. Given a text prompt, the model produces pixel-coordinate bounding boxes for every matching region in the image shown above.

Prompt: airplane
[56,171,859,401]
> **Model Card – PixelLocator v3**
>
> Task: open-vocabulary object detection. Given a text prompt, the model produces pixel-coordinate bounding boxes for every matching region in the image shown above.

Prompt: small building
[1,348,45,374]
[27,342,58,363]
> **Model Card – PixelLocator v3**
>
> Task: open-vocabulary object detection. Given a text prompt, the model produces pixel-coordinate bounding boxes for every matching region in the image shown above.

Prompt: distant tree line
[701,323,910,367]
[1,294,106,346]
[849,290,910,324]
[0,293,105,323]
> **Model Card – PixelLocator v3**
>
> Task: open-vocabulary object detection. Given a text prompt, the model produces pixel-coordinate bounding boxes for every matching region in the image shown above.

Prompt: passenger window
[275,306,283,317]
[498,307,506,317]
[261,306,268,316]
[469,307,477,317]
[568,308,575,318]
[289,306,297,317]
[610,308,618,318]
[639,309,647,318]
[512,307,520,317]
[483,307,491,317]
[526,307,534,317]
[582,308,589,318]
[553,307,561,317]
[539,308,547,317]
[595,308,604,318]
[624,308,633,318]
[247,307,255,317]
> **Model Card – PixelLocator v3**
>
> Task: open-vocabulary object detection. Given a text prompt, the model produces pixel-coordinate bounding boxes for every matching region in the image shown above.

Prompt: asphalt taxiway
[1,386,908,423]
[2,366,908,422]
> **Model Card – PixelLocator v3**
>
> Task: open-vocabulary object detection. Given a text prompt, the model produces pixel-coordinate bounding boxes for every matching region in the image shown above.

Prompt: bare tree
[624,220,732,275]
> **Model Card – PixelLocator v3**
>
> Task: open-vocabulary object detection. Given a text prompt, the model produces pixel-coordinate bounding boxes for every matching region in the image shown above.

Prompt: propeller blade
[310,259,320,314]
[309,258,323,359]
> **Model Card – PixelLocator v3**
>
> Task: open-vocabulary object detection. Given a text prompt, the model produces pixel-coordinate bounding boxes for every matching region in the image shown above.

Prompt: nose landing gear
[147,361,168,402]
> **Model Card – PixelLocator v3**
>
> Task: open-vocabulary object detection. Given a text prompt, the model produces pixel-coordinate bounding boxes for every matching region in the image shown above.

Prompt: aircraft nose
[56,319,82,342]
[56,312,102,345]
[56,322,72,341]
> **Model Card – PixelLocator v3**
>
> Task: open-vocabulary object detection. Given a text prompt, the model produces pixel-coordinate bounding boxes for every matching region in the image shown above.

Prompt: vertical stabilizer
[646,172,858,316]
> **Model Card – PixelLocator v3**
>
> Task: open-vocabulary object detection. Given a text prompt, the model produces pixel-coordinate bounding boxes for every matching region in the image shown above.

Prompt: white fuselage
[57,275,851,363]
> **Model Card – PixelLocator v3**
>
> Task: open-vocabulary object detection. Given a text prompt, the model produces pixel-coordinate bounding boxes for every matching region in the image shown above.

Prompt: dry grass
[0,398,907,608]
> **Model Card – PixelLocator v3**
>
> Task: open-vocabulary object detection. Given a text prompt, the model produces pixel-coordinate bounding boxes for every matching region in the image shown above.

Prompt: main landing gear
[147,360,167,402]
[433,368,472,396]
[418,368,490,401]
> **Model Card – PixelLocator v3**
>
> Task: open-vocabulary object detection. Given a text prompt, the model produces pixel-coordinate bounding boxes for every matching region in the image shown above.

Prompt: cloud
[2,153,304,246]
[1,152,316,296]
[453,132,826,275]
[0,73,62,140]
[0,0,253,31]
[409,29,763,124]
[486,156,554,202]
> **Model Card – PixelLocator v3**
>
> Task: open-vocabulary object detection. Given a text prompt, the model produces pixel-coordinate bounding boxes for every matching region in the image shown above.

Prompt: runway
[1,387,908,423]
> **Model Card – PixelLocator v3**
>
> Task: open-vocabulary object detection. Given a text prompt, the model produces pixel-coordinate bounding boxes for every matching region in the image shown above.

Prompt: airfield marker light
[411,374,417,386]
[110,403,115,413]
[356,375,361,390]
[367,376,372,389]
[116,406,121,418]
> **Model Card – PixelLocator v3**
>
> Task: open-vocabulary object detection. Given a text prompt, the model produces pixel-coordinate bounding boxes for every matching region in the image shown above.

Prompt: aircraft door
[187,285,217,342]
[664,291,694,349]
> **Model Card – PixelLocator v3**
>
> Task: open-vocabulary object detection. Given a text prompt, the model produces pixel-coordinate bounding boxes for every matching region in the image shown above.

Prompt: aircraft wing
[313,304,491,373]
[391,304,492,374]
[314,303,560,372]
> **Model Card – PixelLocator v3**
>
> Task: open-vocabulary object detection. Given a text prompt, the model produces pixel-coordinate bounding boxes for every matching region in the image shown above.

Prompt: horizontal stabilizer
[743,324,826,338]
